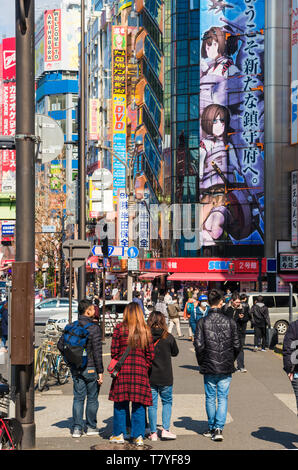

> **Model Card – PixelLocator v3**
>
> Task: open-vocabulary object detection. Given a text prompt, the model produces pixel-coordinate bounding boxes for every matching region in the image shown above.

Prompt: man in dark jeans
[223,293,250,372]
[250,295,271,351]
[58,299,104,437]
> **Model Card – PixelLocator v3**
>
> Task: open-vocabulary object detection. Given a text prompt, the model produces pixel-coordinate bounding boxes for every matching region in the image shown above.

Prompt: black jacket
[149,328,179,386]
[250,303,271,327]
[194,309,241,375]
[283,320,298,374]
[58,315,104,374]
[223,304,251,335]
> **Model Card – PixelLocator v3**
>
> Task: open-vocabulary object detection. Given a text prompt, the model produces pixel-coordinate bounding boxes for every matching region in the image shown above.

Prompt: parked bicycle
[0,375,23,450]
[36,333,70,392]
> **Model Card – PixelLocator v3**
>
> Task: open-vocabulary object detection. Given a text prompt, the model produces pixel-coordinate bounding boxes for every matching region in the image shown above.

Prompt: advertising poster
[199,0,264,247]
[292,0,298,145]
[1,80,16,193]
[44,9,62,70]
[291,170,298,247]
[112,26,127,201]
[89,98,100,141]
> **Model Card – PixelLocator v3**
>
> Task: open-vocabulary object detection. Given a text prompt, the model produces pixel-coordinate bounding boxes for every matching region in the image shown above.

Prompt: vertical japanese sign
[118,190,129,248]
[44,9,62,70]
[139,190,150,250]
[1,37,16,194]
[112,26,127,202]
[291,170,298,247]
[291,0,298,145]
[199,0,264,248]
[89,98,100,141]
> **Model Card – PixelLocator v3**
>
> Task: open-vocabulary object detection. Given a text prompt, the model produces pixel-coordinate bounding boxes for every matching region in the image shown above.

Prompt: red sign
[140,258,267,274]
[1,37,16,80]
[44,10,62,66]
[1,82,16,173]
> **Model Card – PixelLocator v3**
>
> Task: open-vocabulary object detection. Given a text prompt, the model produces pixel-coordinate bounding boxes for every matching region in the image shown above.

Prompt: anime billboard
[199,0,264,247]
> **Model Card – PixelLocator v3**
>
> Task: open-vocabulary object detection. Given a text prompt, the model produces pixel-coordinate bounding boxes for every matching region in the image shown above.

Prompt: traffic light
[102,223,109,258]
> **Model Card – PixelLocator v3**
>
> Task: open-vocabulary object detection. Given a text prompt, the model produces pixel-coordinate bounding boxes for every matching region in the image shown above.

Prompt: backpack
[58,320,93,369]
[186,302,194,315]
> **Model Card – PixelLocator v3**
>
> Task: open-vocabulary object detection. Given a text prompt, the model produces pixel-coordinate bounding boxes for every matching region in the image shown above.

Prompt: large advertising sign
[199,0,265,248]
[35,8,80,77]
[2,37,16,81]
[44,9,62,68]
[292,1,298,144]
[112,26,127,201]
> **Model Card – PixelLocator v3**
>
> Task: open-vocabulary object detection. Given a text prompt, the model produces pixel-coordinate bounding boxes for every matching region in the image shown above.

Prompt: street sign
[128,258,139,271]
[127,246,139,259]
[63,239,91,268]
[42,225,56,233]
[91,168,113,190]
[92,245,124,257]
[35,114,64,164]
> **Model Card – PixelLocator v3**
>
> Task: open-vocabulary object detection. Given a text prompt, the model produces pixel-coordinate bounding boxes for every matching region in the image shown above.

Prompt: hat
[199,295,208,301]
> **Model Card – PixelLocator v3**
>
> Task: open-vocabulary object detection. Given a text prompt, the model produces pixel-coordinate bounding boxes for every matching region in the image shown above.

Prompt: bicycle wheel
[38,357,49,392]
[34,346,45,381]
[0,423,13,450]
[57,357,70,385]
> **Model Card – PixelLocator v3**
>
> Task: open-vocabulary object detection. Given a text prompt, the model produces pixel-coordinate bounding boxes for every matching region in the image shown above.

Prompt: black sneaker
[212,428,223,441]
[202,429,215,438]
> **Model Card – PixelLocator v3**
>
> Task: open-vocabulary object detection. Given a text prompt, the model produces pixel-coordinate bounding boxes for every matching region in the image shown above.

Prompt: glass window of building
[49,94,66,111]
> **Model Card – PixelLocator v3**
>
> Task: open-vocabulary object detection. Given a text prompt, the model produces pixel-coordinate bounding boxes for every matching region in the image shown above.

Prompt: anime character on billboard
[199,104,254,245]
[200,25,243,113]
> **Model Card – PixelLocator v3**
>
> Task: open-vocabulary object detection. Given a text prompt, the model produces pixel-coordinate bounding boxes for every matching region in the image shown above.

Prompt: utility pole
[78,0,86,300]
[14,0,36,449]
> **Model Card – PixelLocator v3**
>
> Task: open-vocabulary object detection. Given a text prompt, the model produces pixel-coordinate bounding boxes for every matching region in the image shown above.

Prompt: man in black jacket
[223,292,251,372]
[282,319,298,415]
[194,289,241,442]
[250,295,271,351]
[58,299,104,438]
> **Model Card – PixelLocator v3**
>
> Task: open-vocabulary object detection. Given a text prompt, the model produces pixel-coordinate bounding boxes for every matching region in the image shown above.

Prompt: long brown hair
[122,302,152,349]
[147,311,169,340]
[201,104,230,140]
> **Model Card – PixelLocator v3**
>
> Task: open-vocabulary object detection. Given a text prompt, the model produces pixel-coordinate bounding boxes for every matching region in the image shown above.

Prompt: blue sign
[127,246,139,259]
[92,245,124,257]
[267,258,277,273]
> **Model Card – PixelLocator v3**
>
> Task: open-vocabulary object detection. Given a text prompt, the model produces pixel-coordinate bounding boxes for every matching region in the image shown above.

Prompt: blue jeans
[113,401,145,438]
[148,385,173,433]
[72,367,99,431]
[204,374,232,431]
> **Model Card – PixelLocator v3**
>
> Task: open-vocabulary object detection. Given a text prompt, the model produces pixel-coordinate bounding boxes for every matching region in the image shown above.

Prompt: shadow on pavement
[173,416,206,435]
[251,426,298,450]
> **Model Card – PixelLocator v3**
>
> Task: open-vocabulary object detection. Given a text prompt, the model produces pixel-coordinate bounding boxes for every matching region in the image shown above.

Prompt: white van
[246,292,298,335]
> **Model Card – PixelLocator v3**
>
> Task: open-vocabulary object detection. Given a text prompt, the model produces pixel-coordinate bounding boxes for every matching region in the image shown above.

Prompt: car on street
[45,300,150,335]
[247,292,298,334]
[35,297,78,325]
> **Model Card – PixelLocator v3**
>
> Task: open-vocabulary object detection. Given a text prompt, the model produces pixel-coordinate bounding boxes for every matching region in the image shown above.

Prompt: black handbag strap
[115,346,131,371]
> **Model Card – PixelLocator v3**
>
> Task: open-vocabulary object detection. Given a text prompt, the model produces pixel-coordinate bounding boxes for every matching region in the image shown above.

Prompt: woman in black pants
[283,319,298,415]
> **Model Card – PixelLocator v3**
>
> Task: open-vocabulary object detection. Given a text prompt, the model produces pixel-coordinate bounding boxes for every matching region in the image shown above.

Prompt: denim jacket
[189,304,210,335]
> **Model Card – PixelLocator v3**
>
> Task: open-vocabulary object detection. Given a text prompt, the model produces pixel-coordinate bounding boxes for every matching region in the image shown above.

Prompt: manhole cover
[91,443,152,451]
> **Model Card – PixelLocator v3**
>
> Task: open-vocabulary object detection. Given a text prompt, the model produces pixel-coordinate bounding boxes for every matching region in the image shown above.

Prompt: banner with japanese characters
[1,80,16,193]
[199,0,264,248]
[112,26,127,202]
[118,190,129,249]
[139,190,150,250]
[291,170,298,247]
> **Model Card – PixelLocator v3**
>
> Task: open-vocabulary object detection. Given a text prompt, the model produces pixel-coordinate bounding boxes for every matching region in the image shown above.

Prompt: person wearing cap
[189,295,210,337]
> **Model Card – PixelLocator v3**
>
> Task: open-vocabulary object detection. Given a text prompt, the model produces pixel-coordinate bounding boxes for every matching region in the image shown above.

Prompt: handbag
[107,346,131,379]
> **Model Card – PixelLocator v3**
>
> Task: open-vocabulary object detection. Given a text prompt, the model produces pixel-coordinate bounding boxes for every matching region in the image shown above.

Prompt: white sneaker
[109,433,125,444]
[161,429,176,440]
[133,435,144,446]
[86,427,102,436]
[72,427,82,438]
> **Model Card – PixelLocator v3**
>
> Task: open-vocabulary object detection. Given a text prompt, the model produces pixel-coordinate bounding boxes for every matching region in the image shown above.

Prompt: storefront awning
[279,274,298,283]
[167,273,259,282]
[139,272,167,280]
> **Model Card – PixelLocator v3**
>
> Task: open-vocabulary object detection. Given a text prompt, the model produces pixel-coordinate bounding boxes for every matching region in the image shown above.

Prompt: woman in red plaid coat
[109,302,154,446]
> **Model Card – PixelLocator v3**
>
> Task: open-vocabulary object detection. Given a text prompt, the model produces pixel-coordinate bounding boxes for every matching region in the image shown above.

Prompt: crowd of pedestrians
[56,284,298,446]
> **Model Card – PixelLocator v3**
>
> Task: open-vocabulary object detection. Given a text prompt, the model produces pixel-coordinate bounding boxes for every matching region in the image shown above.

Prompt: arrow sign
[92,245,124,257]
[127,246,139,259]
